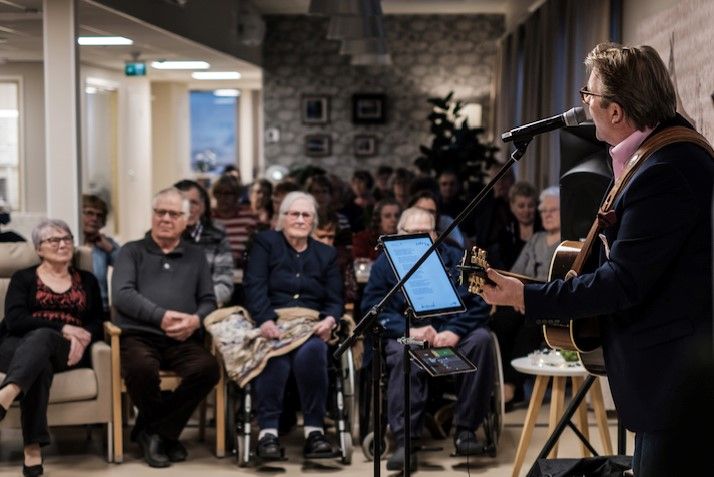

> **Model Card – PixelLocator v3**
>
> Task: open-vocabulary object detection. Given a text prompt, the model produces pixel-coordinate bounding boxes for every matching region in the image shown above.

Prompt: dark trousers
[0,328,72,446]
[489,306,543,389]
[120,333,219,441]
[385,327,494,446]
[633,427,713,476]
[254,335,328,430]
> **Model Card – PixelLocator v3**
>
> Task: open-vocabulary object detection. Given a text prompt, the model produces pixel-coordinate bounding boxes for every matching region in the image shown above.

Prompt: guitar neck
[460,264,544,284]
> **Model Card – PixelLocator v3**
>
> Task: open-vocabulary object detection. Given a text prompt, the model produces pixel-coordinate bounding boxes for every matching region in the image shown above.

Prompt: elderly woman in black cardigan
[243,191,343,460]
[0,219,102,477]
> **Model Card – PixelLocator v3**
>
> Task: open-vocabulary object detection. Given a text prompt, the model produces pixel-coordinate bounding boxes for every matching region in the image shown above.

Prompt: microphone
[501,107,587,143]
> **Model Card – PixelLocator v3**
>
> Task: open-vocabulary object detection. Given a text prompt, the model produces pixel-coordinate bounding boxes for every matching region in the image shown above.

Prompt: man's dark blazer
[524,115,714,433]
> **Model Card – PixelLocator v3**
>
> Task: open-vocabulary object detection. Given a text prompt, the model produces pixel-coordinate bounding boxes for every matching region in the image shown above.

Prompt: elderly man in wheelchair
[362,206,495,471]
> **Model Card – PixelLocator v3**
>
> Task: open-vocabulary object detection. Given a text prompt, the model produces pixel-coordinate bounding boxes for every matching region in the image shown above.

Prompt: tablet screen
[381,233,465,318]
[410,346,477,377]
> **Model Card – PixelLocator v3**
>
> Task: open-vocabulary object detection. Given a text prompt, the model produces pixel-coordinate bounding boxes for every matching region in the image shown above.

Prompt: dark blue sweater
[361,241,490,339]
[243,230,344,325]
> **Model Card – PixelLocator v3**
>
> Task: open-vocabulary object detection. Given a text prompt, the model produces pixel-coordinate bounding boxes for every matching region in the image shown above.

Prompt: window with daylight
[189,90,239,173]
[0,81,20,209]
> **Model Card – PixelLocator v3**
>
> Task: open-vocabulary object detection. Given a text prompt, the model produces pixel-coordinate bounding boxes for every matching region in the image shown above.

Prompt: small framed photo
[302,95,330,124]
[354,135,377,157]
[305,134,331,157]
[352,93,386,124]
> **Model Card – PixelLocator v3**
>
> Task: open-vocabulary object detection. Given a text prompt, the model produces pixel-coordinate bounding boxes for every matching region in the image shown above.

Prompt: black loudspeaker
[559,124,612,241]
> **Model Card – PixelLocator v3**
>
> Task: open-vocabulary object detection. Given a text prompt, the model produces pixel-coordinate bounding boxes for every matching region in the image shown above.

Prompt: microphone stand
[334,138,533,477]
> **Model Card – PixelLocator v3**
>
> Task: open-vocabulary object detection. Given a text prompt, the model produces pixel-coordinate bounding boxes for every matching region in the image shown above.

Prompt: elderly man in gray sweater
[112,187,219,468]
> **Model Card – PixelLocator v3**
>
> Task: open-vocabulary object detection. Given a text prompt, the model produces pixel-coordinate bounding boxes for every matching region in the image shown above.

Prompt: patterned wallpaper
[262,14,505,179]
[636,0,714,144]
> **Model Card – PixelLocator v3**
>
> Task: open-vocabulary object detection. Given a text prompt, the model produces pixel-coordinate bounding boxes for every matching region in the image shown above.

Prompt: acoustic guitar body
[542,240,606,376]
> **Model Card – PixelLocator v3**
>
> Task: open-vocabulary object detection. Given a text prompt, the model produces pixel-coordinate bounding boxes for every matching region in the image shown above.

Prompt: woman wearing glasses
[0,219,103,477]
[243,191,343,460]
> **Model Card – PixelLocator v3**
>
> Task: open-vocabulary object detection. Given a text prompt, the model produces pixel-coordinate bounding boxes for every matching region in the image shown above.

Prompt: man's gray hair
[152,187,190,215]
[276,191,319,232]
[539,186,560,203]
[31,219,73,249]
[397,207,435,234]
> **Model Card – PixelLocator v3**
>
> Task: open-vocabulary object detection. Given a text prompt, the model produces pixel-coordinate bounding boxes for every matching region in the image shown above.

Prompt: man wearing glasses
[112,187,219,468]
[482,43,714,475]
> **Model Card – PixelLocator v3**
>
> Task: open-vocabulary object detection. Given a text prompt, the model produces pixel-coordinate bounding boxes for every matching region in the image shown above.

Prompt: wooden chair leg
[215,370,226,457]
[571,376,591,457]
[512,375,550,477]
[590,378,613,455]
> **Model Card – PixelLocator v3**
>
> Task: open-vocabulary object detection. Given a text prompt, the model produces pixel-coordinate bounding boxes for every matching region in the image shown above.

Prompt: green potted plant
[415,92,498,195]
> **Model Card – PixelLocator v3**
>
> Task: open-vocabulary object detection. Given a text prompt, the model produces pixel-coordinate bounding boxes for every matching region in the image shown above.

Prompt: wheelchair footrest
[304,449,342,460]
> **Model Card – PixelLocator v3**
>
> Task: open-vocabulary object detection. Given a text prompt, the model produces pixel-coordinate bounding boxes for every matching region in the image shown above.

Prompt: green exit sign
[125,62,146,76]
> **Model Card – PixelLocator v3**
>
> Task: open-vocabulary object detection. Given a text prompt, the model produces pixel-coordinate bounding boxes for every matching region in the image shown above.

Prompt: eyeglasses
[83,209,105,219]
[153,208,184,219]
[579,87,612,104]
[539,207,560,215]
[284,211,314,220]
[41,235,74,247]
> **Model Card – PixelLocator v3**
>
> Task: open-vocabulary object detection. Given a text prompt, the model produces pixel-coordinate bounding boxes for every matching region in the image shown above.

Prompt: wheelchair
[225,339,358,467]
[358,330,504,460]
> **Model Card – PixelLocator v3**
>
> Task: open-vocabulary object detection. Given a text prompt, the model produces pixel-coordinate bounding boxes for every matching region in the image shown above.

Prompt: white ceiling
[0,0,534,86]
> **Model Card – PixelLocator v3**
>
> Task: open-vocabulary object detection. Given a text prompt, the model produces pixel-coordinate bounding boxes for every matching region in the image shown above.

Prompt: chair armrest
[90,341,112,421]
[104,321,122,339]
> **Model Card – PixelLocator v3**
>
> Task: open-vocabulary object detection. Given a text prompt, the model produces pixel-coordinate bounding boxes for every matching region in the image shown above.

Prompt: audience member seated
[248,179,273,229]
[437,169,467,220]
[0,203,25,243]
[111,187,219,468]
[488,181,542,270]
[390,168,415,210]
[341,169,374,232]
[305,174,351,235]
[465,167,514,246]
[175,179,234,307]
[0,219,103,477]
[313,210,358,305]
[361,207,494,471]
[211,175,258,268]
[270,180,301,230]
[351,198,401,261]
[372,164,394,202]
[490,186,561,409]
[82,194,120,317]
[243,191,343,460]
[409,190,466,248]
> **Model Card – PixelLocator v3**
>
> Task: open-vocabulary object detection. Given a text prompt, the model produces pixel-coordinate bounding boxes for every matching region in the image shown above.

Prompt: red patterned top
[32,269,87,326]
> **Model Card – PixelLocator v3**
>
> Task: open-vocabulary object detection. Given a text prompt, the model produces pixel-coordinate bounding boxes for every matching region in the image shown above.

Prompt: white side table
[509,356,613,477]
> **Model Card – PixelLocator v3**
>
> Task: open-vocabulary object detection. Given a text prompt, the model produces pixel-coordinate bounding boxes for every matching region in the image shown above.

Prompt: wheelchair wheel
[361,431,391,461]
[482,332,505,454]
[339,430,353,465]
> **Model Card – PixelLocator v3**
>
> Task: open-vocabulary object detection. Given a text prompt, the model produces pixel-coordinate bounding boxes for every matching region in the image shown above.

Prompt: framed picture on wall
[302,95,330,124]
[354,135,377,157]
[352,93,386,124]
[305,134,331,157]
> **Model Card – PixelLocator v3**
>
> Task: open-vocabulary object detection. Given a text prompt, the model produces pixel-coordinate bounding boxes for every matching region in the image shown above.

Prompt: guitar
[459,246,606,376]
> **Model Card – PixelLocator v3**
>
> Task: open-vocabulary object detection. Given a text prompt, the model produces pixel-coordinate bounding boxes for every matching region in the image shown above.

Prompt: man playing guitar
[481,43,714,476]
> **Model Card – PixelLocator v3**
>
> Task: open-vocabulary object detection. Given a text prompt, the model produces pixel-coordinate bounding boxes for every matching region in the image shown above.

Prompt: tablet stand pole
[334,139,533,477]
[370,321,385,477]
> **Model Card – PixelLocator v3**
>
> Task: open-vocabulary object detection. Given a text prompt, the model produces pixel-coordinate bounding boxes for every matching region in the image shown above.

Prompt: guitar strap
[566,126,714,277]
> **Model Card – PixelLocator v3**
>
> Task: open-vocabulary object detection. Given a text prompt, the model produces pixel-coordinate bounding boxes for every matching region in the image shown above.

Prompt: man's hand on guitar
[481,268,526,314]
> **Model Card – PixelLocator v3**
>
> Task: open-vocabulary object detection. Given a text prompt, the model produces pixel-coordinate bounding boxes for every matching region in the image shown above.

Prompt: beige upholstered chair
[0,242,113,461]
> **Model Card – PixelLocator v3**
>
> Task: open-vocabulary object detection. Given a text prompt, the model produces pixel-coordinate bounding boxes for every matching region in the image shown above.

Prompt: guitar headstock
[458,246,492,296]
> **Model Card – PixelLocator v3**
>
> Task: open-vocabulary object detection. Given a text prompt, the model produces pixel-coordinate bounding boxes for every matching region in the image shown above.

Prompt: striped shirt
[212,205,258,268]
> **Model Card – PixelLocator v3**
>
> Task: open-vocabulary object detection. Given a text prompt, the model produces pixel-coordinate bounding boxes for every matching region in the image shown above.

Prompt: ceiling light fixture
[213,89,241,97]
[78,36,133,46]
[192,71,242,80]
[151,60,210,70]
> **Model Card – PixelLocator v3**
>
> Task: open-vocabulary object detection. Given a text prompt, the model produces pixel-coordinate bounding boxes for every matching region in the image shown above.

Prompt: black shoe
[256,433,283,460]
[22,464,43,477]
[303,431,334,458]
[138,431,170,468]
[454,429,484,455]
[386,446,417,471]
[164,439,188,462]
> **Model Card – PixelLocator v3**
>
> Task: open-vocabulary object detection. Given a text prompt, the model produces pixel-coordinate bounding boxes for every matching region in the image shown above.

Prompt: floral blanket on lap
[205,306,346,388]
